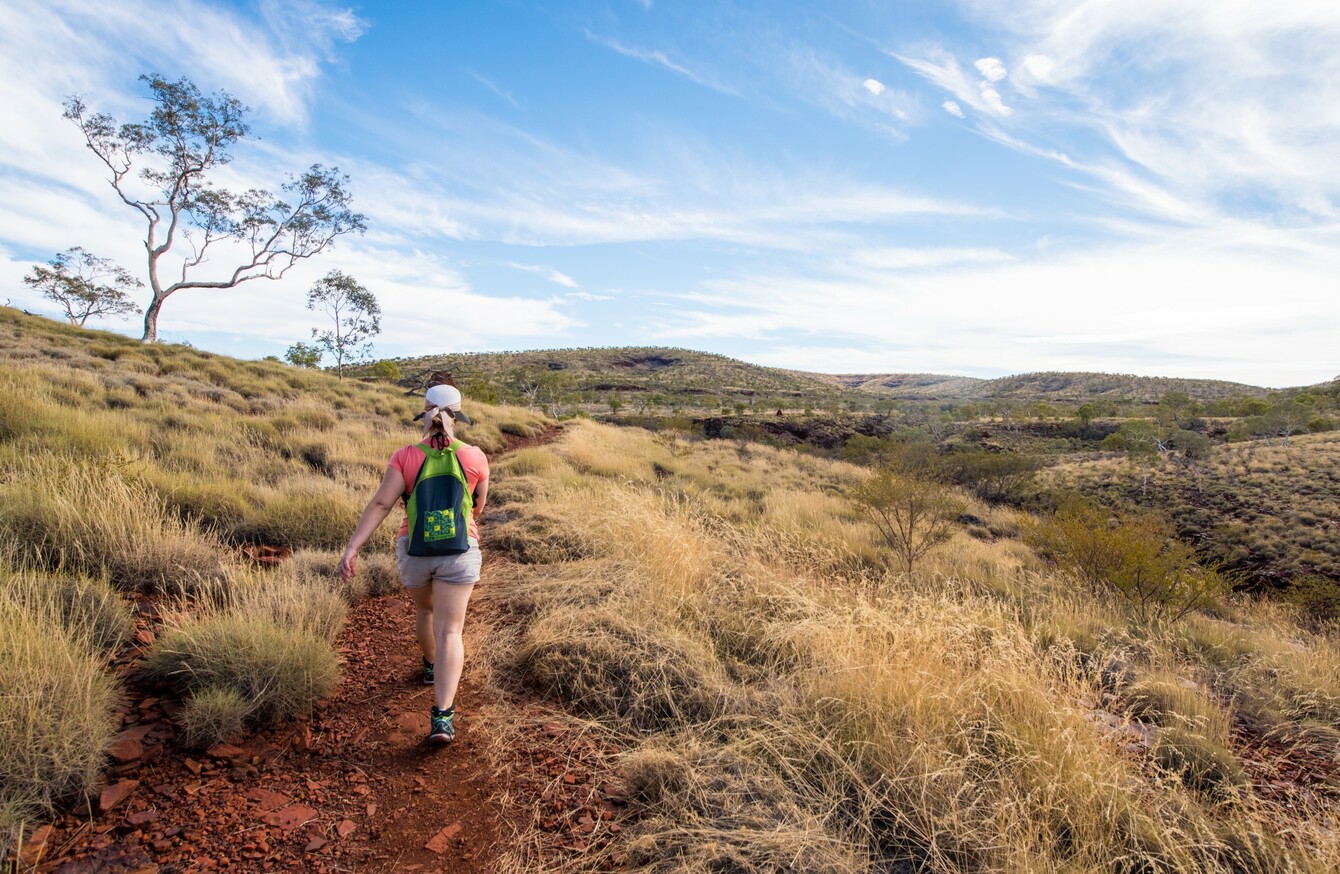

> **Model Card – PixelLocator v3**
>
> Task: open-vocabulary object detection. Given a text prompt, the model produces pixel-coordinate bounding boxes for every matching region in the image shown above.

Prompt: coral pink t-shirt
[389,442,490,541]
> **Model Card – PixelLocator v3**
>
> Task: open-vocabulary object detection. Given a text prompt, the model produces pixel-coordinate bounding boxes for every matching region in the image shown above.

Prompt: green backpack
[405,441,474,556]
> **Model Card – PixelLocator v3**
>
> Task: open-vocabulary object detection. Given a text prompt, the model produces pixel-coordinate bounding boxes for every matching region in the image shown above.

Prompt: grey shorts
[395,536,482,588]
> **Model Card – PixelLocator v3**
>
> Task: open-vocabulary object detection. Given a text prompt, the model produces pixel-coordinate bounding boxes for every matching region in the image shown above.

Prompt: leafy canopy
[62,74,366,341]
[23,247,142,326]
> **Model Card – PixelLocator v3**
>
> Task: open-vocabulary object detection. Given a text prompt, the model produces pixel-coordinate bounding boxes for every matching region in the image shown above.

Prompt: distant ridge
[383,347,1284,405]
[813,370,1274,403]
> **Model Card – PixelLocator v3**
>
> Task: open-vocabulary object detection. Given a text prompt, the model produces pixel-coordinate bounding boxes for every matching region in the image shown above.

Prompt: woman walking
[339,384,490,744]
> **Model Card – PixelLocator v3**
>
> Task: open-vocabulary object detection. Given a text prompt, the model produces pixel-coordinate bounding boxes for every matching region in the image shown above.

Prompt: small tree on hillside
[853,467,963,580]
[284,341,322,369]
[1027,499,1229,625]
[63,74,366,341]
[308,270,379,379]
[24,247,142,326]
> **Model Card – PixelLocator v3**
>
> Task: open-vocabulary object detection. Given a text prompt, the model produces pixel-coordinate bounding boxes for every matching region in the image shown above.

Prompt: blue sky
[1,0,1337,386]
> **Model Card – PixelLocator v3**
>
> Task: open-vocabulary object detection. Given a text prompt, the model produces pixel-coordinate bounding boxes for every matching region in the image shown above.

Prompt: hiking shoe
[428,707,455,744]
[421,658,435,685]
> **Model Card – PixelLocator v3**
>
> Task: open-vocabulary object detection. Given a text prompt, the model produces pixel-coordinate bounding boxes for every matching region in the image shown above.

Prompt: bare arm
[338,465,407,580]
[472,477,489,520]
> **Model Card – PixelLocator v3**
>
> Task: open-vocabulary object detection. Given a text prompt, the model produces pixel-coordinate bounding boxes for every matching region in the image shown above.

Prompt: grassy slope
[382,347,842,400]
[486,420,1340,873]
[1046,433,1340,584]
[0,307,549,846]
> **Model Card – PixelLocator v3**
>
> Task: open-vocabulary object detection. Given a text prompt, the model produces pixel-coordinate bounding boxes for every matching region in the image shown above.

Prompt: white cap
[423,384,473,425]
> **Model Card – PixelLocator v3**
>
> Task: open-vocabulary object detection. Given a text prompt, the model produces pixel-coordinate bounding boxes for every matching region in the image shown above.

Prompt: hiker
[338,384,490,745]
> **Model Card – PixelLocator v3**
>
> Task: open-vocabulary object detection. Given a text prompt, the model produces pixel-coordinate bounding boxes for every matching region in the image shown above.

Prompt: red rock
[17,824,53,867]
[424,821,462,854]
[261,804,318,830]
[108,735,144,763]
[207,743,246,759]
[138,697,159,711]
[366,803,378,817]
[135,628,156,645]
[336,819,356,839]
[245,788,290,811]
[562,772,577,785]
[305,836,328,852]
[127,810,159,827]
[183,758,202,775]
[100,779,140,812]
[543,722,565,737]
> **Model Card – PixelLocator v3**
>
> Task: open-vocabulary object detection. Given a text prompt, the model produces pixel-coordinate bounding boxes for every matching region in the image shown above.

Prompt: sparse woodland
[3,306,1339,872]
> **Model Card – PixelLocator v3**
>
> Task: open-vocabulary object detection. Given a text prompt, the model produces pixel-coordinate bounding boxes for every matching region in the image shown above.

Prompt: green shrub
[1028,499,1230,625]
[369,359,401,381]
[177,686,250,750]
[940,449,1041,504]
[1285,574,1340,625]
[143,614,338,724]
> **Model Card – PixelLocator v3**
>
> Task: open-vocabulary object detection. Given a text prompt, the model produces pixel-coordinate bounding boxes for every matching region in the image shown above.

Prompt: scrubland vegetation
[485,420,1340,872]
[3,306,1337,872]
[0,308,548,849]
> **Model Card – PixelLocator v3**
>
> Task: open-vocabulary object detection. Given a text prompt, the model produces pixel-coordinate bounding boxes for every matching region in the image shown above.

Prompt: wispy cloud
[467,69,520,108]
[902,1,1340,231]
[509,263,579,288]
[584,30,739,95]
[942,100,964,118]
[894,47,1011,117]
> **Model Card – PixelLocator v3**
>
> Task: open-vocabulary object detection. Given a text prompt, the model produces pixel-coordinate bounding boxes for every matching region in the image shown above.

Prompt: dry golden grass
[485,419,1340,873]
[0,561,120,852]
[0,308,552,845]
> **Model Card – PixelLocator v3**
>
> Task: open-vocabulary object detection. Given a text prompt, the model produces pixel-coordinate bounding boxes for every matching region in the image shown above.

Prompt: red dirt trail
[14,425,631,872]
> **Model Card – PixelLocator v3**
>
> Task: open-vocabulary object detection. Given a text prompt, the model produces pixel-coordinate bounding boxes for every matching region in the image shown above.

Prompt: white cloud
[1020,53,1054,84]
[568,291,615,302]
[894,48,1012,117]
[650,241,1340,385]
[978,85,1011,116]
[584,31,738,95]
[941,0,1340,228]
[942,100,965,117]
[863,78,886,95]
[509,263,579,288]
[974,57,1007,82]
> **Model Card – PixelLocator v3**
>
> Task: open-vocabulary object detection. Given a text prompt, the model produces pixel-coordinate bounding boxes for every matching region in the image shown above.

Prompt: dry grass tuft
[142,613,338,725]
[176,686,251,751]
[0,565,119,850]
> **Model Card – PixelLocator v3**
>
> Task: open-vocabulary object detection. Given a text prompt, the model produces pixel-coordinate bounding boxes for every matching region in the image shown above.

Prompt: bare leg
[407,585,434,663]
[431,582,475,711]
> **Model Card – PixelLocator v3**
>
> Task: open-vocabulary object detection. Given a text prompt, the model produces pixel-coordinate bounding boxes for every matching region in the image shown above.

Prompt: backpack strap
[404,441,467,500]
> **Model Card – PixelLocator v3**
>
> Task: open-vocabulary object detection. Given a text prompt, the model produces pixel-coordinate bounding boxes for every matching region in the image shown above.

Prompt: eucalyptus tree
[63,74,365,341]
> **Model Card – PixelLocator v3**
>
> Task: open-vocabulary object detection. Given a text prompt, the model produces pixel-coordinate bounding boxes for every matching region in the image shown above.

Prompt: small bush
[143,614,338,724]
[369,359,401,381]
[1027,499,1230,625]
[177,686,250,750]
[1285,574,1340,625]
